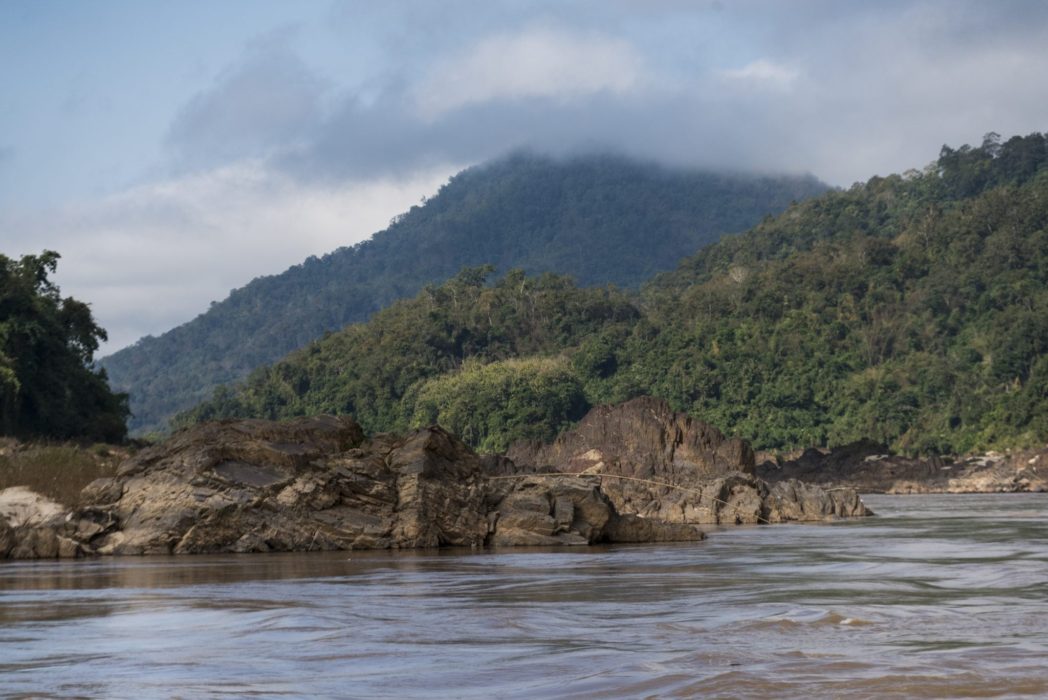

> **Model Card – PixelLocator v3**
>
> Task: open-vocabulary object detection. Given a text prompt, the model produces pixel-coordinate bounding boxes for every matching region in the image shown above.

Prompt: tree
[0,251,128,441]
[406,357,589,453]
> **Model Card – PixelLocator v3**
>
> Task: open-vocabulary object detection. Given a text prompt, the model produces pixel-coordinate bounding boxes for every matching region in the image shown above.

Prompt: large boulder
[764,479,872,522]
[383,427,490,548]
[487,476,611,546]
[485,475,705,546]
[80,417,498,555]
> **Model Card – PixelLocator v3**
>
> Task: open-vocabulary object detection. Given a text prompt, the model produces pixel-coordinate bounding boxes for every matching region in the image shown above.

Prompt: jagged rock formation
[1,403,872,560]
[507,397,870,525]
[508,396,756,480]
[757,440,1048,494]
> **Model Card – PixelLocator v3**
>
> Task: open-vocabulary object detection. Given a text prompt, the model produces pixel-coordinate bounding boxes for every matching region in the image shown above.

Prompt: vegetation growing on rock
[0,439,127,506]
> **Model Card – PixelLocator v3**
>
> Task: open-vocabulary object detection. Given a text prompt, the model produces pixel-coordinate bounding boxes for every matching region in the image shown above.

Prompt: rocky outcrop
[507,396,755,480]
[84,417,528,555]
[507,397,870,525]
[764,479,870,522]
[2,403,876,560]
[2,415,707,559]
[756,440,1048,494]
[485,475,704,546]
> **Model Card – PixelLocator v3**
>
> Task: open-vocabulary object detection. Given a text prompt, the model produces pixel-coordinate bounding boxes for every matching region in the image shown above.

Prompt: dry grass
[0,439,132,507]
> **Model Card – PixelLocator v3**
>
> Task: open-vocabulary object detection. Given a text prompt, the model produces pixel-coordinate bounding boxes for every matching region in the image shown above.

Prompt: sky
[2,0,1047,353]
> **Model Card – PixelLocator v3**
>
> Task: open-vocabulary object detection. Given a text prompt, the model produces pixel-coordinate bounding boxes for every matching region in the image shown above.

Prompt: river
[1,493,1046,698]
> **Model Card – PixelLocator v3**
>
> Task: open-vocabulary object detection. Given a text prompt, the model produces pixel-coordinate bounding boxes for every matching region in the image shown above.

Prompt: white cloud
[719,59,800,91]
[411,27,647,119]
[2,161,458,354]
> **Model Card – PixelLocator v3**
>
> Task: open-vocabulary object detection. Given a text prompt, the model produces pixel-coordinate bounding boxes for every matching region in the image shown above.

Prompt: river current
[1,494,1046,698]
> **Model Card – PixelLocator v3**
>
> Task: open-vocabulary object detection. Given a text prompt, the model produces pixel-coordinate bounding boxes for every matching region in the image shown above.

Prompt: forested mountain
[102,153,826,435]
[623,132,1048,453]
[1,251,128,442]
[180,132,1048,455]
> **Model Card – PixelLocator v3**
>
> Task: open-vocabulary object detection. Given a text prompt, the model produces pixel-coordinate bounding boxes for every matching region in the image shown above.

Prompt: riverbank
[756,440,1048,494]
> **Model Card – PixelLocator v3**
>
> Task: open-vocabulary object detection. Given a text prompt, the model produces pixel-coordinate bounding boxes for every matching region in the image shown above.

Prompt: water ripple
[1,493,1046,697]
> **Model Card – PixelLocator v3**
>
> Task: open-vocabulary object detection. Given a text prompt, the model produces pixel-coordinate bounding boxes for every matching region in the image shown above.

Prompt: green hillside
[174,267,638,449]
[180,133,1048,456]
[102,152,825,435]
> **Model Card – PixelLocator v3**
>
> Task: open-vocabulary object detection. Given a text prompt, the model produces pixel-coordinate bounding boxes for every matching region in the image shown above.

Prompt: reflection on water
[1,494,1046,698]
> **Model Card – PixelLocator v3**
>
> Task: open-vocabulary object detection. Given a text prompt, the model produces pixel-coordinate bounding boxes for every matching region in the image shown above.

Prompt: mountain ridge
[102,152,827,434]
[178,132,1048,456]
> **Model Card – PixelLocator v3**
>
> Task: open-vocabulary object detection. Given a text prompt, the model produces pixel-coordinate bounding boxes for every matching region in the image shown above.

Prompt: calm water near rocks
[2,493,1046,698]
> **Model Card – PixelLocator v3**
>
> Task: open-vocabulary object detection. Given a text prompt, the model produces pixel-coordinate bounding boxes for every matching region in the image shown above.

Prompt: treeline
[101,153,826,435]
[180,132,1048,455]
[1,251,128,442]
[174,268,638,450]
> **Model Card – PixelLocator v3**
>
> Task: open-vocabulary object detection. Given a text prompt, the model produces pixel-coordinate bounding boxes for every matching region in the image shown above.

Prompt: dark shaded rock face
[507,396,755,480]
[507,397,870,525]
[756,441,1048,494]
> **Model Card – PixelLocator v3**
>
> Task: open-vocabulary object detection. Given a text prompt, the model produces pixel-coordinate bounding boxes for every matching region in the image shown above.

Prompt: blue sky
[3,0,1048,352]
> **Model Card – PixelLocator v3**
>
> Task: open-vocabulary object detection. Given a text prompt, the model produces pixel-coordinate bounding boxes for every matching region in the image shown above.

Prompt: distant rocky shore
[756,439,1048,494]
[1,398,869,560]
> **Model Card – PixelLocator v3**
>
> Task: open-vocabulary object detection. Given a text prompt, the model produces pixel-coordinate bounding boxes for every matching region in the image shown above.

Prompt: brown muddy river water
[1,493,1047,698]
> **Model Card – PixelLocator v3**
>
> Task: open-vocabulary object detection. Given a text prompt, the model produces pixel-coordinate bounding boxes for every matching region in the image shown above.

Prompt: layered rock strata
[2,416,706,559]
